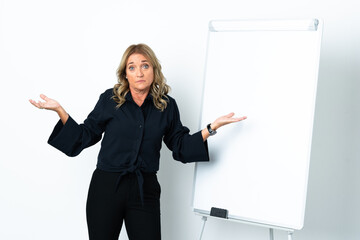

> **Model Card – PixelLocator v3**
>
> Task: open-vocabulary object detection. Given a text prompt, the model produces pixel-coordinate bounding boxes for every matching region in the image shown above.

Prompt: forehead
[127,53,149,64]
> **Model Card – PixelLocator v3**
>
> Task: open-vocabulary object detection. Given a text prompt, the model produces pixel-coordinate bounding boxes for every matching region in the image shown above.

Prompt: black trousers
[86,169,161,240]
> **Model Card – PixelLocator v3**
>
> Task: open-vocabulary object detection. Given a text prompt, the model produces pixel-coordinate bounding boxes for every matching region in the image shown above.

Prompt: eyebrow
[127,60,149,66]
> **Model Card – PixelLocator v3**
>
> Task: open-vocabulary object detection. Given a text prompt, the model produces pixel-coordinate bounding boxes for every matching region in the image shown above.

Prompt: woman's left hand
[201,113,247,141]
[210,112,247,131]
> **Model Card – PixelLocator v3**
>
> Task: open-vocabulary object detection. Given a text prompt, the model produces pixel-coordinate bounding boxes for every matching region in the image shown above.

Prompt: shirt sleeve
[47,91,109,157]
[163,98,210,163]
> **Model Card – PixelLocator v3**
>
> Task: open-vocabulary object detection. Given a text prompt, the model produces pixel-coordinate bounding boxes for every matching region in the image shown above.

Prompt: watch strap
[207,123,217,136]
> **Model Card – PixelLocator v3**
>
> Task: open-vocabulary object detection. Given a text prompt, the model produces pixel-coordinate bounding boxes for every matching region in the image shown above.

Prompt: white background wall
[0,0,359,239]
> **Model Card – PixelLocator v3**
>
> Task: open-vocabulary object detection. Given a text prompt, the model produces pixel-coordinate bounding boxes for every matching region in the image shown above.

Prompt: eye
[142,64,150,69]
[128,66,135,71]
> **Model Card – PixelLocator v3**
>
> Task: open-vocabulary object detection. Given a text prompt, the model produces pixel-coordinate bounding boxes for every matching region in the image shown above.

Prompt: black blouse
[48,88,209,201]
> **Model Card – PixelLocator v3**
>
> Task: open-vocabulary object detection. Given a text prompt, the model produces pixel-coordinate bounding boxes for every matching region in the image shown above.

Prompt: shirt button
[139,124,142,128]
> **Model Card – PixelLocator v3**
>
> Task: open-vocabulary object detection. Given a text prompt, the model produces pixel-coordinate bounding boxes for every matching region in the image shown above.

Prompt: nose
[136,68,144,77]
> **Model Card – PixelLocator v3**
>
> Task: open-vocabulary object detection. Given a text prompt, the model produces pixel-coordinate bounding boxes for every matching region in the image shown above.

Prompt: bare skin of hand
[29,94,69,124]
[201,112,247,141]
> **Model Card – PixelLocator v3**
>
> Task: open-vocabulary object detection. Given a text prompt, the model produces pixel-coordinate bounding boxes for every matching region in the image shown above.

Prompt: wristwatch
[207,123,217,136]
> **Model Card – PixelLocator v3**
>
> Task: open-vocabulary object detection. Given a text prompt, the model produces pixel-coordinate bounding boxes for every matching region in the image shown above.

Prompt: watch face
[207,124,217,136]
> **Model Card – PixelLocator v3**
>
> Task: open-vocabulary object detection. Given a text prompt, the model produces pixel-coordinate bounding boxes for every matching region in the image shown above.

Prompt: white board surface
[193,19,322,230]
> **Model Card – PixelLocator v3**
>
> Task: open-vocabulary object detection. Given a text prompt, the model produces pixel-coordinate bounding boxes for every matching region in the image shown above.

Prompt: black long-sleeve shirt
[48,88,209,174]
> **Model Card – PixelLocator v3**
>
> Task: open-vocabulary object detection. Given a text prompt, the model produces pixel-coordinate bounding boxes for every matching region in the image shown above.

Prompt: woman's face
[126,53,154,94]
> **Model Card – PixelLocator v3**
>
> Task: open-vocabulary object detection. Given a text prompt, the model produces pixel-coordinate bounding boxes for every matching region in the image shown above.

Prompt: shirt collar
[125,91,153,103]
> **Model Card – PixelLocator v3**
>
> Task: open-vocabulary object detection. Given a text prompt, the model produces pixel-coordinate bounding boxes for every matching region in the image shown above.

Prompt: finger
[29,99,37,107]
[36,101,44,109]
[232,116,247,121]
[224,112,235,118]
[225,116,247,123]
[29,99,42,109]
[40,94,49,102]
[39,101,46,108]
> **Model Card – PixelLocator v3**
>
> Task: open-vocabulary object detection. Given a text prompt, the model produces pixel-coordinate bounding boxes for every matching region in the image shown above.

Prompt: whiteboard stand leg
[199,216,207,240]
[287,231,293,240]
[269,228,274,240]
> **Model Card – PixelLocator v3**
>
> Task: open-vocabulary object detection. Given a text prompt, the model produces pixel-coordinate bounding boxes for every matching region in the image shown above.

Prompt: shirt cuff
[187,130,210,163]
[47,115,81,156]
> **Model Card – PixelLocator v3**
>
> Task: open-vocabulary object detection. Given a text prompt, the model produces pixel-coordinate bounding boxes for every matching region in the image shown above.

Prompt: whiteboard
[193,19,323,230]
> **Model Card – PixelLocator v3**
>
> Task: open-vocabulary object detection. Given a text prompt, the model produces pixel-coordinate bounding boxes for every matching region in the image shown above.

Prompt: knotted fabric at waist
[97,166,154,206]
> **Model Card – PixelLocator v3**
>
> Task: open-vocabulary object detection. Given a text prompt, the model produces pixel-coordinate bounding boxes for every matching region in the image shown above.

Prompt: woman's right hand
[29,94,69,124]
[29,94,61,111]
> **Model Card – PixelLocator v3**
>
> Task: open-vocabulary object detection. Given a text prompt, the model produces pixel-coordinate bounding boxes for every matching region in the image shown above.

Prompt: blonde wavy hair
[112,43,171,111]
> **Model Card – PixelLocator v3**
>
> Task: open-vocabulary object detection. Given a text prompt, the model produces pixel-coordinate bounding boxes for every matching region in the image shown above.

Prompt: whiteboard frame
[192,18,323,232]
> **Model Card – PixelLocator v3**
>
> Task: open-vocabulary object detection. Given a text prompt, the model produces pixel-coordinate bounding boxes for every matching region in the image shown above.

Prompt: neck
[130,88,149,107]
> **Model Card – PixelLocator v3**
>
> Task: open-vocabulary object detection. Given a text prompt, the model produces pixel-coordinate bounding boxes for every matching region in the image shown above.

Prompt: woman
[29,43,247,240]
